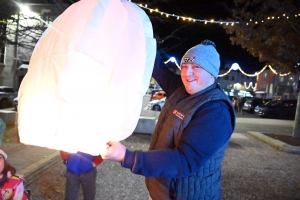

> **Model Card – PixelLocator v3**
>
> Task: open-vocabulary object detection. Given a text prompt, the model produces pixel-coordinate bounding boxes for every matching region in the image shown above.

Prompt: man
[101,40,235,199]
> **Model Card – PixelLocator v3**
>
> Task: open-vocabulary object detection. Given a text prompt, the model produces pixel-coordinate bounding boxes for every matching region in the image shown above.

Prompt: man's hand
[101,141,126,163]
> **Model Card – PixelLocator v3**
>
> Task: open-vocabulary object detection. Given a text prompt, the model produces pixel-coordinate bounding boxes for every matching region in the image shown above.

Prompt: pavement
[25,116,300,199]
[2,142,61,185]
[1,94,300,197]
[1,114,299,188]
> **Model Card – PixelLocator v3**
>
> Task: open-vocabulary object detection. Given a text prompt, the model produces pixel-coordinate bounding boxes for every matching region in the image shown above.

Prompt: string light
[134,2,299,26]
[136,3,239,25]
[244,82,257,90]
[164,57,181,69]
[164,57,290,77]
[219,64,290,77]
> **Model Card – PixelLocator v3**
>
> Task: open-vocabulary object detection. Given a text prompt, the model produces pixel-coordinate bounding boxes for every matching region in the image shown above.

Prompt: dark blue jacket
[66,152,95,175]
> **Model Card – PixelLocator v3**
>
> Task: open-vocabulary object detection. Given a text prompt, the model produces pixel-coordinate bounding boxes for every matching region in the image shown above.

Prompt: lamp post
[14,10,20,70]
[12,7,21,90]
[292,80,300,138]
[230,63,240,95]
[13,4,34,89]
[14,4,32,69]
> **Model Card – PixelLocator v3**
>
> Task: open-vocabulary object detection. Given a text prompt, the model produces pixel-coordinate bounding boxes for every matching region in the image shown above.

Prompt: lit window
[279,77,284,82]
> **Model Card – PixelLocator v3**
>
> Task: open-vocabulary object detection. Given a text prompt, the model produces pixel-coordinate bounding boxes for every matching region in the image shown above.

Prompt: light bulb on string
[231,63,240,70]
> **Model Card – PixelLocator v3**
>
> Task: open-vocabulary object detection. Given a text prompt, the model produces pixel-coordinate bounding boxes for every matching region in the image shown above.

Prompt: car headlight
[147,103,153,107]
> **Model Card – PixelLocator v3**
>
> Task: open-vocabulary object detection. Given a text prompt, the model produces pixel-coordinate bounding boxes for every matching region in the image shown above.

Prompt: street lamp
[14,4,36,64]
[14,8,20,72]
[13,3,39,88]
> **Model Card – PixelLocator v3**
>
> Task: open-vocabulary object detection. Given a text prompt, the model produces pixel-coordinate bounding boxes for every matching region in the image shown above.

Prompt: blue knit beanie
[180,40,220,78]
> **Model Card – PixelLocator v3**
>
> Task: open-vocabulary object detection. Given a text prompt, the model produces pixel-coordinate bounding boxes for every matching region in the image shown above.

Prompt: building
[255,70,275,99]
[0,1,67,90]
[217,69,256,97]
[256,69,298,100]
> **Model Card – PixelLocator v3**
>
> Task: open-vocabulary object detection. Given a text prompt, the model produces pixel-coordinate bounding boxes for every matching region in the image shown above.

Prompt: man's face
[180,63,215,95]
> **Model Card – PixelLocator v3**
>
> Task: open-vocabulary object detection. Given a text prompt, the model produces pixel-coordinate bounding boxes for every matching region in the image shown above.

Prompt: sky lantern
[17,0,156,155]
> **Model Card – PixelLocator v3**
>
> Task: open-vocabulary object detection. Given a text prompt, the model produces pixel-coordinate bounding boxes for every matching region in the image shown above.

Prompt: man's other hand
[101,141,126,163]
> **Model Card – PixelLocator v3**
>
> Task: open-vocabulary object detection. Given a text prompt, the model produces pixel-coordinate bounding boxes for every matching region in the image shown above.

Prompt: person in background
[101,40,236,199]
[236,96,243,114]
[0,118,6,147]
[60,151,103,200]
[0,148,28,200]
[231,97,236,108]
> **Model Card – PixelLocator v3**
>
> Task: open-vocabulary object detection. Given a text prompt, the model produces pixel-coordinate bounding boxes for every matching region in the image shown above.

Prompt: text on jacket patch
[173,110,185,120]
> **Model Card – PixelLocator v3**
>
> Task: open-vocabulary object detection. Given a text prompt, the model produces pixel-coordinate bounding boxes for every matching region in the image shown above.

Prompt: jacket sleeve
[11,179,28,200]
[152,51,183,97]
[122,101,234,178]
[59,151,69,161]
[92,155,103,166]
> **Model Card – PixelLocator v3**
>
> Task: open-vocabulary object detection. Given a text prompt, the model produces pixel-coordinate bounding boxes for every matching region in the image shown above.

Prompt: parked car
[254,99,297,119]
[13,97,18,111]
[242,98,270,113]
[0,86,17,108]
[241,97,253,106]
[152,91,166,100]
[150,90,162,101]
[228,96,252,107]
[147,97,166,111]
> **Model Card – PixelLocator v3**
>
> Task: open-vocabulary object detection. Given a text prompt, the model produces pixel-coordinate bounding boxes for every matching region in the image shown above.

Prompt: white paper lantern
[17,0,156,155]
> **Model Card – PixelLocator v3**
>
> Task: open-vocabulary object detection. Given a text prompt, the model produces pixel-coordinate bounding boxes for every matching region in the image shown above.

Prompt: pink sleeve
[12,181,28,200]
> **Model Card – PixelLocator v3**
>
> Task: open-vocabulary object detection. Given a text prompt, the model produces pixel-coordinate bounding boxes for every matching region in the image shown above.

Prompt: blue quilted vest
[146,83,235,200]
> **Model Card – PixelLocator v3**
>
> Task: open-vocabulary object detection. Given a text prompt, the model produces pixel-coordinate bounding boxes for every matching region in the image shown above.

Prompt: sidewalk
[2,142,61,186]
[2,116,300,188]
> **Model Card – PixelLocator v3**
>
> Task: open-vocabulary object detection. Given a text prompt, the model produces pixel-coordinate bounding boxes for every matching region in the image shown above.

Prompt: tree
[0,0,18,49]
[221,0,300,73]
[222,0,300,138]
[0,0,72,62]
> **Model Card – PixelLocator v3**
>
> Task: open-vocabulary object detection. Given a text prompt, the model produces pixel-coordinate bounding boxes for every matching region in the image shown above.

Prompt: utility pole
[13,10,20,89]
[14,11,19,68]
[292,81,300,138]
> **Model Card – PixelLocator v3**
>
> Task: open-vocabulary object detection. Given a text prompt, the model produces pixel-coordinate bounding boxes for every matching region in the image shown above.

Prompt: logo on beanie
[183,56,195,63]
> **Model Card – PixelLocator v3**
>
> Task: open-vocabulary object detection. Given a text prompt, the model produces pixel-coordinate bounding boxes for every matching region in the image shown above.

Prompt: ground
[2,125,19,143]
[3,125,300,148]
[2,125,300,199]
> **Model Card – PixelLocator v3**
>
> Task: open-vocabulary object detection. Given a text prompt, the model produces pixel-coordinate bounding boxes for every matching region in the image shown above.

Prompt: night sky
[137,0,266,73]
[18,0,266,73]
